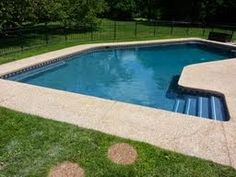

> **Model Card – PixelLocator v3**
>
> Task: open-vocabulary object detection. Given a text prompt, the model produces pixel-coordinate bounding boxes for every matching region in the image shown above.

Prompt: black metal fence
[0,20,235,57]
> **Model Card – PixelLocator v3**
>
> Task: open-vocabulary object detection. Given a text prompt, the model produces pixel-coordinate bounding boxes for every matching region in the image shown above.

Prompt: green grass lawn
[0,107,236,177]
[1,19,235,65]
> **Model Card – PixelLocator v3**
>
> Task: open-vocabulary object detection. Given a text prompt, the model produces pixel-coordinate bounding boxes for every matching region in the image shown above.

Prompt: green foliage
[0,0,33,28]
[0,0,235,31]
[65,0,106,26]
[104,0,136,20]
[198,0,236,23]
[103,0,236,23]
[0,0,106,29]
[30,0,64,23]
[136,0,163,20]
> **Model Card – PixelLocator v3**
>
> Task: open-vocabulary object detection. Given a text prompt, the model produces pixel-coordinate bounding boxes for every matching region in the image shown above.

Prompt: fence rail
[0,20,235,57]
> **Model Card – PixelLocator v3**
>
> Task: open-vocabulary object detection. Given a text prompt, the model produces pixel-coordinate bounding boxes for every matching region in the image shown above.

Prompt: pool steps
[173,95,226,121]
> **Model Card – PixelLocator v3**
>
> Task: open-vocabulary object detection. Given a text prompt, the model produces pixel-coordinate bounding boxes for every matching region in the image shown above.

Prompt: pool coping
[1,38,236,168]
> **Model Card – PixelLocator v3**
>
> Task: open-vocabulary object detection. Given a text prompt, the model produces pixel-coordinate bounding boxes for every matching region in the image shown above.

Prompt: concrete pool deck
[0,38,236,168]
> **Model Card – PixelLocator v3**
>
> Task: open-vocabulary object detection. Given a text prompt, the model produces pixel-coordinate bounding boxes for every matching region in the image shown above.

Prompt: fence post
[153,21,157,36]
[170,21,174,35]
[134,21,137,37]
[186,24,190,35]
[64,26,68,41]
[113,21,117,41]
[211,26,214,32]
[202,24,206,36]
[19,29,24,51]
[45,22,49,45]
[90,24,94,41]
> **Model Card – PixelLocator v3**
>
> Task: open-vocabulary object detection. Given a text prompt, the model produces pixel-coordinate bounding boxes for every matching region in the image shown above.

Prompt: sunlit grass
[1,107,236,177]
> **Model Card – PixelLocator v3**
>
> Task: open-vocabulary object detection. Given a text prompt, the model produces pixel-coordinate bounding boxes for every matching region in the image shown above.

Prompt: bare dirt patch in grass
[0,162,7,171]
[107,143,138,165]
[48,162,85,177]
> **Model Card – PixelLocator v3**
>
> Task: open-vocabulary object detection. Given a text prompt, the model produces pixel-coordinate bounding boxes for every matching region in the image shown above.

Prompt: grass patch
[0,107,236,177]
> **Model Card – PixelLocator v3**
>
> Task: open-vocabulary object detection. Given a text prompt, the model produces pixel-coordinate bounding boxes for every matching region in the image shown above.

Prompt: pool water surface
[8,42,235,120]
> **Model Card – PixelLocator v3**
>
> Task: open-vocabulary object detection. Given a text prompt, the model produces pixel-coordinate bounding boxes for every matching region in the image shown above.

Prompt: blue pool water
[8,42,235,121]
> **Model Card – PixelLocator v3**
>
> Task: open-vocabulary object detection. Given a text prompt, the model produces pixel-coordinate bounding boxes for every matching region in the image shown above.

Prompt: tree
[199,0,236,23]
[0,0,34,29]
[136,0,162,20]
[104,0,136,20]
[1,0,235,31]
[0,0,106,30]
[30,0,64,24]
[66,0,106,26]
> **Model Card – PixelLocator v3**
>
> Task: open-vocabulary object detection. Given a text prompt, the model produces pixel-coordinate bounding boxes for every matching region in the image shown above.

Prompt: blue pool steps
[210,96,217,120]
[197,97,203,117]
[173,95,227,121]
[212,96,226,121]
[184,98,191,115]
[173,99,185,113]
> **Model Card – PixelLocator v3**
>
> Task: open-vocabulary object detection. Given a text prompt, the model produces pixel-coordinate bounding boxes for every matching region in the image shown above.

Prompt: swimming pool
[7,41,235,121]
